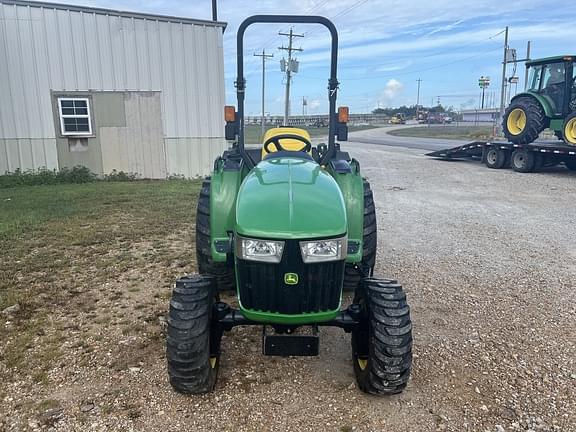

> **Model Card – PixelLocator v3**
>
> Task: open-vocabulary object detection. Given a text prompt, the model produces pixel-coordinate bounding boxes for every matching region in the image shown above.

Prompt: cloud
[380,79,404,104]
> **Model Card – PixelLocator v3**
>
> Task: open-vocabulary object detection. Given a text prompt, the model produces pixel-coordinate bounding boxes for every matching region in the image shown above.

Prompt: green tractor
[165,15,412,395]
[503,55,576,145]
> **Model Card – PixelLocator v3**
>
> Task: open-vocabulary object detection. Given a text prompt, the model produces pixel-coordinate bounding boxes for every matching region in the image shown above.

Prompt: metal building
[0,0,227,178]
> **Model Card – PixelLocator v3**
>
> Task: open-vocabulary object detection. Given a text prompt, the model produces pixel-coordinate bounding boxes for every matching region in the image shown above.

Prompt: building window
[58,98,92,135]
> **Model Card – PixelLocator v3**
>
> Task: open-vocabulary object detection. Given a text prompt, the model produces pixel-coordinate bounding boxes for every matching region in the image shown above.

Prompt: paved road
[348,125,469,152]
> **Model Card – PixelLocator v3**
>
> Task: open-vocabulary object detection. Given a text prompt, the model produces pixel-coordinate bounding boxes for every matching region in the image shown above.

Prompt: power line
[298,45,502,82]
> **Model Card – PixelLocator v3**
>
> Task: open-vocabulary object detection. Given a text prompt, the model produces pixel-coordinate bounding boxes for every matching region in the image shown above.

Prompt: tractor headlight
[299,237,347,263]
[236,236,284,263]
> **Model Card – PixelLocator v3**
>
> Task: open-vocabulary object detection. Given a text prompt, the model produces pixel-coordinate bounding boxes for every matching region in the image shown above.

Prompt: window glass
[527,65,542,91]
[541,62,565,88]
[58,98,92,135]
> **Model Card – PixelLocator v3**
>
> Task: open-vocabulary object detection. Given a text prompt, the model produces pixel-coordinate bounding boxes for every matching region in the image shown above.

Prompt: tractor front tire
[167,275,222,394]
[196,178,235,291]
[562,112,576,145]
[502,97,546,145]
[343,180,377,291]
[351,278,412,395]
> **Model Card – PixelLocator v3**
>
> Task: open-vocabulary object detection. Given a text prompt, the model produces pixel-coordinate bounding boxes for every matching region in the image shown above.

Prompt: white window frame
[58,97,92,136]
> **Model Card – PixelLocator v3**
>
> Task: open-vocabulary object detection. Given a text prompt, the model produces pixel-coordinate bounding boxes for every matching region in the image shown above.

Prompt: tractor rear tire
[167,275,222,394]
[343,180,377,291]
[351,278,412,395]
[484,147,509,169]
[511,149,537,173]
[196,178,235,291]
[502,97,546,145]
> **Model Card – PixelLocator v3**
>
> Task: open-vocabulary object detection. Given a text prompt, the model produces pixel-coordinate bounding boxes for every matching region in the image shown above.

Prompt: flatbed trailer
[426,141,576,173]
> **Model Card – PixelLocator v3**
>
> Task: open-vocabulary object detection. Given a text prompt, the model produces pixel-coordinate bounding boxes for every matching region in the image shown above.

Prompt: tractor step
[262,326,319,356]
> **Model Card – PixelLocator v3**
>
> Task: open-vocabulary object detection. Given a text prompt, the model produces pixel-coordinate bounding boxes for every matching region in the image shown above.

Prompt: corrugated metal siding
[0,138,58,172]
[165,138,225,178]
[0,1,226,175]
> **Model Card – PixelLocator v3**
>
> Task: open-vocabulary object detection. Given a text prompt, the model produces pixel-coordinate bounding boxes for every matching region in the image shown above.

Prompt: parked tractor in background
[503,55,576,145]
[165,15,412,396]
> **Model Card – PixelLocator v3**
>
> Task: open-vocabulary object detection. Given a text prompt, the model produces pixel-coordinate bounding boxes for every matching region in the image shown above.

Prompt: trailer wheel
[352,278,412,395]
[196,178,236,291]
[167,275,222,394]
[485,147,509,169]
[511,149,537,173]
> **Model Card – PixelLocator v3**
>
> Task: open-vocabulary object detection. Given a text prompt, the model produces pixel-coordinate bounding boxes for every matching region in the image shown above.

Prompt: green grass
[0,180,200,377]
[388,125,493,140]
[244,124,377,144]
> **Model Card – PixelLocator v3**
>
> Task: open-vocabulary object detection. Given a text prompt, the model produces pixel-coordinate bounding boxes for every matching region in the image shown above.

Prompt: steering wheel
[263,133,312,154]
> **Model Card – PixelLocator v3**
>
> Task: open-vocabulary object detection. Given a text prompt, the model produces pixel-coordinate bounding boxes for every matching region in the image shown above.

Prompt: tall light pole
[279,28,304,126]
[254,50,274,137]
[478,76,490,109]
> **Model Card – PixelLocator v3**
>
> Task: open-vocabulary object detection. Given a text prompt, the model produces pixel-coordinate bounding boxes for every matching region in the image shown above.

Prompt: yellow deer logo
[284,273,299,285]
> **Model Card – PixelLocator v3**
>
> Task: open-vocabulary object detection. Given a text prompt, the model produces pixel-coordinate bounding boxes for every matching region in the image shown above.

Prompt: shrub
[0,166,96,188]
[103,170,139,182]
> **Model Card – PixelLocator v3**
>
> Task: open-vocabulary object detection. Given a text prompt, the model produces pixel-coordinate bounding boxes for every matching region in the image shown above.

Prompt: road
[348,124,468,151]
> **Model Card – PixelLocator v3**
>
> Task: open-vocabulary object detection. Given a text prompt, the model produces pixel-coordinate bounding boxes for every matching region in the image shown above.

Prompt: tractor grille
[237,240,344,314]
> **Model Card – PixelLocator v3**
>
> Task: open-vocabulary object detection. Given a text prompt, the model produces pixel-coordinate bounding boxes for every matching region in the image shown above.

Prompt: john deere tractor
[503,55,576,144]
[166,15,412,395]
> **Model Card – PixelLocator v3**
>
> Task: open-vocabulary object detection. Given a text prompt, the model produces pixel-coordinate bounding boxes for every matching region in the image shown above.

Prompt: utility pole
[254,50,274,137]
[302,96,307,116]
[279,28,304,126]
[524,41,531,89]
[498,26,509,135]
[416,78,422,120]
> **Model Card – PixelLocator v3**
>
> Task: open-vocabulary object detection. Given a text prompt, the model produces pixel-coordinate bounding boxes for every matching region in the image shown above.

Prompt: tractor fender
[326,159,364,263]
[510,92,554,119]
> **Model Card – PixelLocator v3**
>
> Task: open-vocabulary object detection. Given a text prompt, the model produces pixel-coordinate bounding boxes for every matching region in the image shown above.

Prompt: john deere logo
[284,273,299,285]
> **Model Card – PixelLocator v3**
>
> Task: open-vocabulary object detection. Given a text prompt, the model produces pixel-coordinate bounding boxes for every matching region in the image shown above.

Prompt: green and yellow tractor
[503,55,576,144]
[165,15,412,395]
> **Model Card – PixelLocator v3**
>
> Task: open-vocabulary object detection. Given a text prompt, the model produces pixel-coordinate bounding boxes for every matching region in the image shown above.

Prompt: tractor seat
[261,127,312,159]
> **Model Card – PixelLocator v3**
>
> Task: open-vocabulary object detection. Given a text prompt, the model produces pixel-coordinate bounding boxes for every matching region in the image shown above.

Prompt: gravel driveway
[2,142,575,431]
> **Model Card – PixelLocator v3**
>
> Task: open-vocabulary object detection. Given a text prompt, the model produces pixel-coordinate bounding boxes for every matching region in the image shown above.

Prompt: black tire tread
[343,180,377,291]
[166,275,219,394]
[196,178,235,291]
[502,97,546,145]
[353,278,412,395]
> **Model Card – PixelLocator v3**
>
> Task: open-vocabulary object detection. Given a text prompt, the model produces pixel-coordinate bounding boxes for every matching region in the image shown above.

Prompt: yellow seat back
[261,127,311,159]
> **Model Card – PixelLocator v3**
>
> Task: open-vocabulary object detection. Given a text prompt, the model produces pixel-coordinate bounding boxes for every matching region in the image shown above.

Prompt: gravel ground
[2,141,576,431]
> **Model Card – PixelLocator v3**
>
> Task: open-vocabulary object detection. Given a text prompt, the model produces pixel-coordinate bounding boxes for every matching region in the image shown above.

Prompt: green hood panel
[235,157,347,239]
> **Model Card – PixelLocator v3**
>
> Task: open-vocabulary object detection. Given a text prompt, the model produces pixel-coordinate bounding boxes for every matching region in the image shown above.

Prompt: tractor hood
[235,157,347,239]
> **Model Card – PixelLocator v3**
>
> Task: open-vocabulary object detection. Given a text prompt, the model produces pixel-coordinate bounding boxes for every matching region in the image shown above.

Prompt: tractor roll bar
[236,15,339,166]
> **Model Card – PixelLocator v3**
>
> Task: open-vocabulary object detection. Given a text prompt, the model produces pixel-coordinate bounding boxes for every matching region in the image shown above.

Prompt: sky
[49,0,576,115]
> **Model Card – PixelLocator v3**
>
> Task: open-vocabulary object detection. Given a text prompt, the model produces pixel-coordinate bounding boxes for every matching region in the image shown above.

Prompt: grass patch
[0,180,200,377]
[244,124,377,144]
[388,125,493,140]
